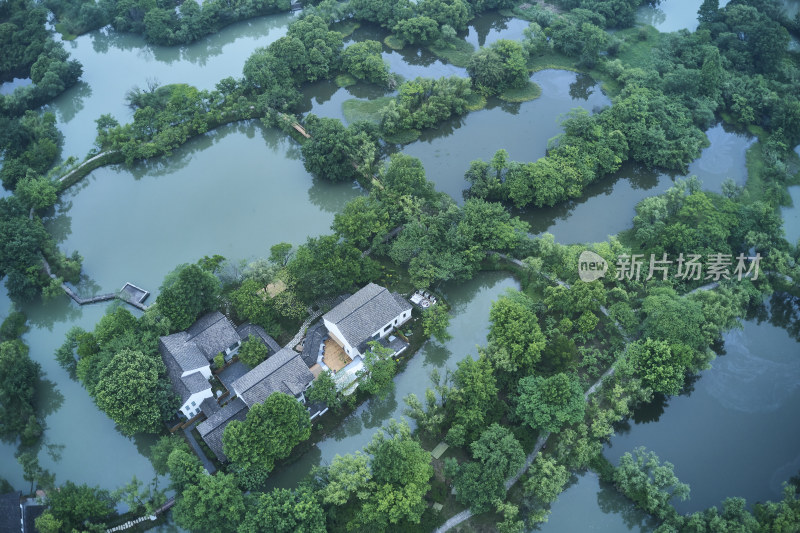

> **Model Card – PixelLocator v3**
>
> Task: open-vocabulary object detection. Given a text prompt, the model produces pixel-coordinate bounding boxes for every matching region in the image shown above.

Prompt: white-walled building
[158,312,241,418]
[322,283,412,359]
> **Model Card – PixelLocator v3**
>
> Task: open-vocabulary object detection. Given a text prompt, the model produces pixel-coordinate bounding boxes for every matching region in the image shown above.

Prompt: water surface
[523,123,754,244]
[604,314,800,513]
[533,472,656,532]
[48,12,297,160]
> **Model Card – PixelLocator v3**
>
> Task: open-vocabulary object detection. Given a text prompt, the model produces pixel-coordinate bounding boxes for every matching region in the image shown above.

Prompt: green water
[605,309,800,513]
[0,9,797,531]
[522,122,755,244]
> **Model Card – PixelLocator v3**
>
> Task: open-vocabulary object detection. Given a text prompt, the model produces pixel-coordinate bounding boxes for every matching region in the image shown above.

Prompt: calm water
[47,121,359,294]
[534,472,656,532]
[605,313,800,513]
[404,69,611,201]
[47,12,297,160]
[636,0,732,33]
[523,122,754,244]
[0,8,796,529]
[265,272,520,489]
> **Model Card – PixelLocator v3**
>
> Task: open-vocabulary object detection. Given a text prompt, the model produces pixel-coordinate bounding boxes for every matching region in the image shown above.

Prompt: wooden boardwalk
[41,255,150,312]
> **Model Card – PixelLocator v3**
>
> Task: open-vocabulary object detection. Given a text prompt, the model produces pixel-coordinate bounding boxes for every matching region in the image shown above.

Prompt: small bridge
[41,255,150,311]
[104,497,175,532]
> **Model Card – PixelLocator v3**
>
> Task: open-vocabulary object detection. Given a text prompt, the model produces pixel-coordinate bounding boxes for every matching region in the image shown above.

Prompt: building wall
[326,309,411,359]
[181,388,213,418]
[324,321,354,356]
[368,310,412,343]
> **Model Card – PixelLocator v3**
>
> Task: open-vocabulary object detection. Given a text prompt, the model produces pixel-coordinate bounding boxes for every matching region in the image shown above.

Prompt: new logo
[578,250,608,282]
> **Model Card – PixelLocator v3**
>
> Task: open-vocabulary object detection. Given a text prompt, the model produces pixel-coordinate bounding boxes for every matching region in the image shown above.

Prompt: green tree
[45,481,116,532]
[166,448,204,492]
[357,341,397,399]
[0,339,42,444]
[173,472,245,533]
[223,392,311,474]
[525,453,569,503]
[360,419,433,528]
[306,370,338,409]
[446,354,499,445]
[155,263,220,331]
[488,290,546,375]
[286,234,378,303]
[332,196,390,249]
[393,16,440,45]
[229,279,279,335]
[15,173,57,210]
[422,304,451,343]
[93,348,176,435]
[613,447,689,520]
[269,242,293,266]
[238,335,270,367]
[453,424,524,513]
[149,435,191,476]
[516,372,584,433]
[34,512,62,533]
[341,40,389,84]
[625,338,692,396]
[238,487,325,533]
[467,39,528,96]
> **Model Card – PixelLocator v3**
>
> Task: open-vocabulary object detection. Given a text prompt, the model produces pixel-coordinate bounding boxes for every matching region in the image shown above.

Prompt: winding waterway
[0,8,798,531]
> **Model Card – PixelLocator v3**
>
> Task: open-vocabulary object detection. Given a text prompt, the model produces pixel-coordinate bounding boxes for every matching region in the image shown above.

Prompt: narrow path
[104,497,175,532]
[40,255,149,311]
[183,421,216,474]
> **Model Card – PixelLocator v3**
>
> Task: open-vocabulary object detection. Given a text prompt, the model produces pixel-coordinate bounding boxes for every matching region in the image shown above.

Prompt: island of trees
[1,0,799,531]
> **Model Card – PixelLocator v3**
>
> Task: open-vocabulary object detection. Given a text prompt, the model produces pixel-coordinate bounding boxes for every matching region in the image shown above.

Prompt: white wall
[326,309,411,358]
[181,388,213,418]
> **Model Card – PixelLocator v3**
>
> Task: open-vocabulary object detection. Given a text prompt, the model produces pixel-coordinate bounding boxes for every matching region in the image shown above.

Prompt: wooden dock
[41,255,150,311]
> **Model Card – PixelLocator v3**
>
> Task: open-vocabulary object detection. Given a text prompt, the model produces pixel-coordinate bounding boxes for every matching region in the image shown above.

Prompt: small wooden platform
[323,338,351,372]
[431,441,449,459]
[120,282,150,303]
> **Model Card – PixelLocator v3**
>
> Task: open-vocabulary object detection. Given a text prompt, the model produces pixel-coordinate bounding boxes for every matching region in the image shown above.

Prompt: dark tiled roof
[23,504,44,533]
[0,491,20,533]
[182,372,210,395]
[300,321,328,368]
[236,323,281,353]
[159,333,207,373]
[200,397,220,417]
[160,312,238,404]
[231,347,314,408]
[197,398,247,462]
[323,283,411,350]
[186,312,240,360]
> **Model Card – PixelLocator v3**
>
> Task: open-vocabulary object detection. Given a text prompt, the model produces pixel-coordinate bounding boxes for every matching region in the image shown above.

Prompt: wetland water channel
[1,8,798,532]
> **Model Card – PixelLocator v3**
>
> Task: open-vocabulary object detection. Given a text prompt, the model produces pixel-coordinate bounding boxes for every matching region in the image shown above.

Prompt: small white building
[158,312,241,418]
[323,283,412,359]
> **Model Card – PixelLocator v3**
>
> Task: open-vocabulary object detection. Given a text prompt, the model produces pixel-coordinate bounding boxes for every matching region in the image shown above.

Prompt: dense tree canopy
[223,392,311,475]
[516,372,585,433]
[238,487,326,533]
[156,263,221,332]
[286,234,379,303]
[173,472,246,533]
[488,290,546,376]
[0,338,42,445]
[94,348,176,435]
[467,39,528,95]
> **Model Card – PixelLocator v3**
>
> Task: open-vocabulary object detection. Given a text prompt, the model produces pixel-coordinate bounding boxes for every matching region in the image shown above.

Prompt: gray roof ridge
[234,348,301,395]
[330,283,386,325]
